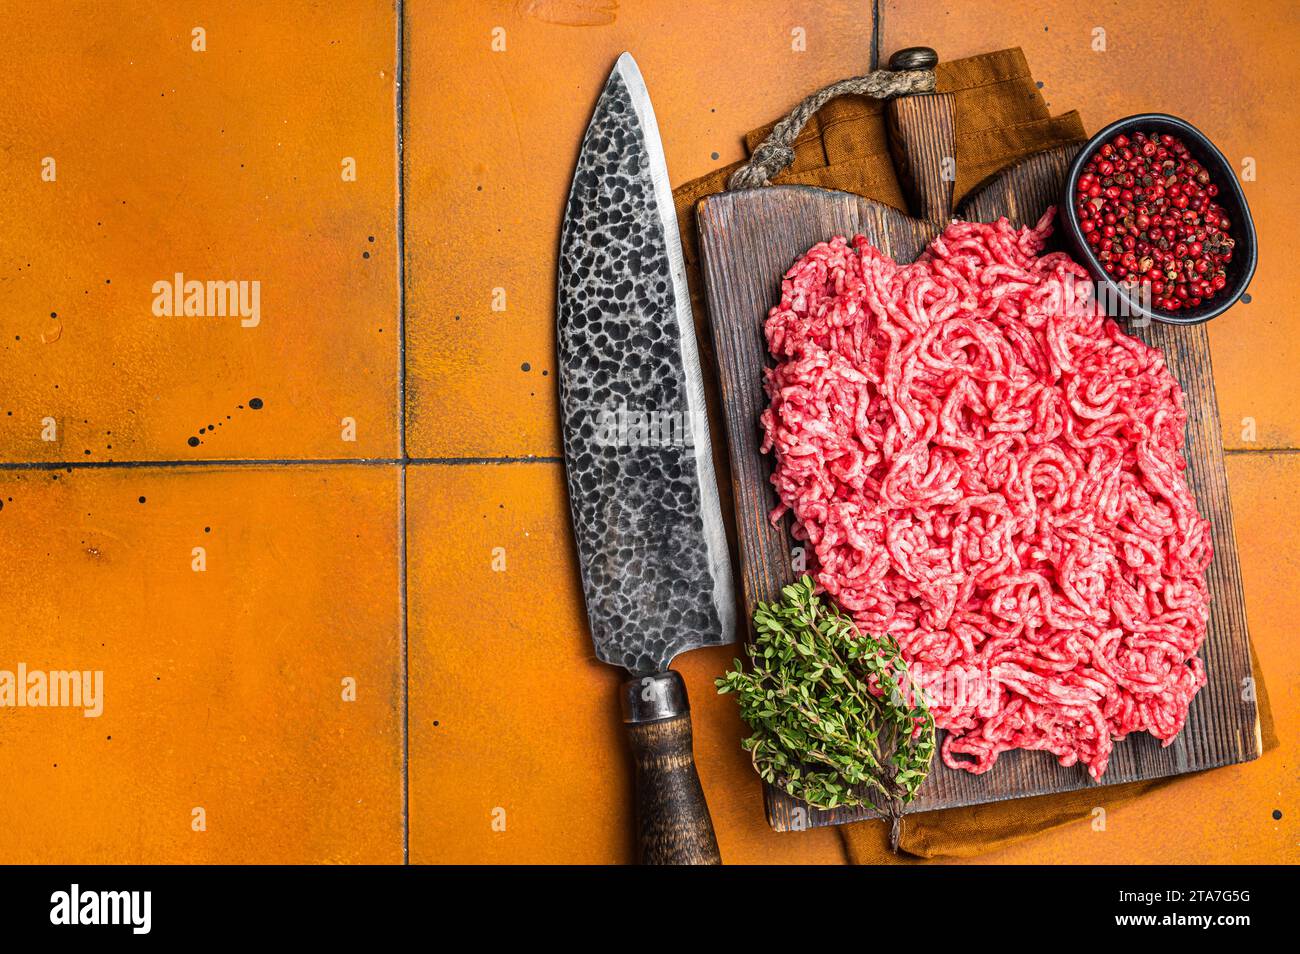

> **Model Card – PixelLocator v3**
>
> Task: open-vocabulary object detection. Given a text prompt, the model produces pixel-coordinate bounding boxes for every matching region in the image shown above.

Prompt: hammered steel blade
[557,52,735,676]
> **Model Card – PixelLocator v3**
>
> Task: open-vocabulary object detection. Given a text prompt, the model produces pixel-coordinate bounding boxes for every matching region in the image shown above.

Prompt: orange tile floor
[0,1,1293,864]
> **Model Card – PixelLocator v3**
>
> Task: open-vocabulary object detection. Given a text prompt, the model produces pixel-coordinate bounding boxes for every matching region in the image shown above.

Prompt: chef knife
[557,52,736,865]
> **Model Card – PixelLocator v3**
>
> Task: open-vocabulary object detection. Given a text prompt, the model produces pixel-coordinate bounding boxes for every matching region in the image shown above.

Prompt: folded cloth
[671,46,1279,863]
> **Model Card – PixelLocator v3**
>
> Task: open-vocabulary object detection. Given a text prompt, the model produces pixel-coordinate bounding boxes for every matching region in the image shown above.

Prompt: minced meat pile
[760,212,1212,780]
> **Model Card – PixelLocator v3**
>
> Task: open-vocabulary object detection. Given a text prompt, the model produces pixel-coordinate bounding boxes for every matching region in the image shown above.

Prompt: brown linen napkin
[672,47,1279,862]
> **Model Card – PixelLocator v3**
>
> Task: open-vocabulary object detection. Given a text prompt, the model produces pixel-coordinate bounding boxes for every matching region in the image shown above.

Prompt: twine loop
[727,68,936,190]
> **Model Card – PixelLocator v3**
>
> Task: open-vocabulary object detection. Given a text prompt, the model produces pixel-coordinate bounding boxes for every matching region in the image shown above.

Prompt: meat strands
[761,212,1212,780]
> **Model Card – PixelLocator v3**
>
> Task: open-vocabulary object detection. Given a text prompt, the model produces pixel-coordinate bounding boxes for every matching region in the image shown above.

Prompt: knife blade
[557,52,735,865]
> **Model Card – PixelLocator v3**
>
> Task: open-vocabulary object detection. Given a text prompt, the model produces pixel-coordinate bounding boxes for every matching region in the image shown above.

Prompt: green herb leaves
[716,577,935,816]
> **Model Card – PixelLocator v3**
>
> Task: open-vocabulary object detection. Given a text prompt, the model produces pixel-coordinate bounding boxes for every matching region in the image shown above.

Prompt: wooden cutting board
[696,77,1261,832]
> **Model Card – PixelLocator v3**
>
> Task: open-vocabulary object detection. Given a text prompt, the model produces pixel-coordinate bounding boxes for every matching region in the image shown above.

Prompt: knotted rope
[727,68,936,190]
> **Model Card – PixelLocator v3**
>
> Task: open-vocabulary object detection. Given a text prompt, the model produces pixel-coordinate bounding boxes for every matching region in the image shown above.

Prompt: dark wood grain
[626,711,722,864]
[696,144,1261,832]
[887,92,957,225]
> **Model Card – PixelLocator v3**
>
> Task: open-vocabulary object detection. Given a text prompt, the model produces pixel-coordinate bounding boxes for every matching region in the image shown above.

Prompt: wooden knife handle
[622,671,722,865]
[885,47,957,226]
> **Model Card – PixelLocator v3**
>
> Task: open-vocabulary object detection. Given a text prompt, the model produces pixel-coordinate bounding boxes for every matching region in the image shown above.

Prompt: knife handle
[622,671,722,865]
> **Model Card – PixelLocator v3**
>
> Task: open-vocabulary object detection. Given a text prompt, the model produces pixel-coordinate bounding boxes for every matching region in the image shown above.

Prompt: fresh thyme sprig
[716,576,936,817]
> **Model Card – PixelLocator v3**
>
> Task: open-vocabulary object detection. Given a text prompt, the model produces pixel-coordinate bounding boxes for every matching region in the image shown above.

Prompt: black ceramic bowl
[1061,113,1257,326]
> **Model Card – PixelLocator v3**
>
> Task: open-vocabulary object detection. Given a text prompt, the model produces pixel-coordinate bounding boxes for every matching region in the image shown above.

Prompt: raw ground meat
[760,212,1212,780]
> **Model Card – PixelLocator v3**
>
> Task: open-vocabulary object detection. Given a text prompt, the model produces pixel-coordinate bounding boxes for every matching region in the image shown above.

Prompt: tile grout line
[397,0,410,866]
[870,0,881,71]
[399,463,409,865]
[397,4,407,463]
[0,456,563,470]
[7,449,1300,470]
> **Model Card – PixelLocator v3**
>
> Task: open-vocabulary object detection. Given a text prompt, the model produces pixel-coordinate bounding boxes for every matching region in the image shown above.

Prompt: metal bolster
[621,670,688,724]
